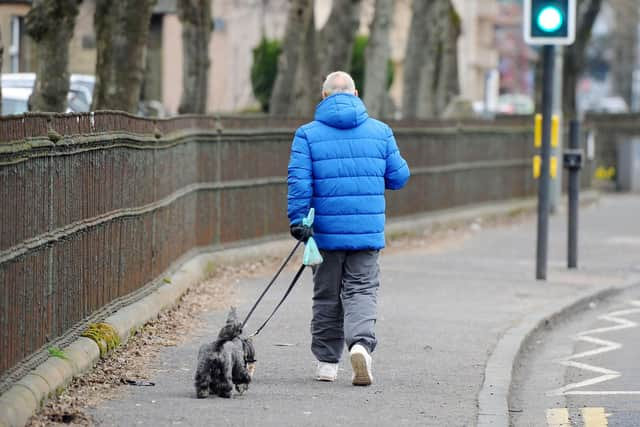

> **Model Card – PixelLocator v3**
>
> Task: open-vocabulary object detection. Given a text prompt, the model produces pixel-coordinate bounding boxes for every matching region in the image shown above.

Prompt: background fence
[1,111,630,392]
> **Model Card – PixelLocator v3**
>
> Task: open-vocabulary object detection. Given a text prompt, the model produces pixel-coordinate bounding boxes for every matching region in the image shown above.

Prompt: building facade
[0,0,33,74]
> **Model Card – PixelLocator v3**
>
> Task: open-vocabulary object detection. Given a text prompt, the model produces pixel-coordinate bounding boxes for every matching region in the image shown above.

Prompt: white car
[1,86,90,115]
[1,73,95,113]
[1,87,32,115]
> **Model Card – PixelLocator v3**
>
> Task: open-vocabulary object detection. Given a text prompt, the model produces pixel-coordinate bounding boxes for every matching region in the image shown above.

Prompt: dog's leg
[194,356,213,398]
[215,351,233,398]
[232,357,252,394]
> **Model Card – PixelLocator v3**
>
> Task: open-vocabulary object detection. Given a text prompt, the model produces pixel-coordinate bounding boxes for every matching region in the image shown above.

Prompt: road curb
[0,192,600,427]
[476,275,640,427]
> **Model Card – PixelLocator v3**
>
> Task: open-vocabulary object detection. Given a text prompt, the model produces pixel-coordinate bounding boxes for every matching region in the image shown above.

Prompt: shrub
[251,37,282,113]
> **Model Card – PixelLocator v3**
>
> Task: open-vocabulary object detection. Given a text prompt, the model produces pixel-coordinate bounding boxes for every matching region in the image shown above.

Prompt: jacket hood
[314,93,369,129]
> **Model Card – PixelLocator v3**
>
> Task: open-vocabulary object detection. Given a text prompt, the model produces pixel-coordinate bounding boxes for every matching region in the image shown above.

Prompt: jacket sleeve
[384,128,410,190]
[287,128,313,225]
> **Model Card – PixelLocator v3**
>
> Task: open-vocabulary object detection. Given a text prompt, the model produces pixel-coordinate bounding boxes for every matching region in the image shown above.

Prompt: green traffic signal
[537,6,563,33]
[524,0,575,45]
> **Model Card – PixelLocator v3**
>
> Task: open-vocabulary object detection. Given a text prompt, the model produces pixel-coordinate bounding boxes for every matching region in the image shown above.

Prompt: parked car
[1,73,166,117]
[1,87,32,115]
[497,93,534,115]
[1,73,95,113]
[1,85,90,115]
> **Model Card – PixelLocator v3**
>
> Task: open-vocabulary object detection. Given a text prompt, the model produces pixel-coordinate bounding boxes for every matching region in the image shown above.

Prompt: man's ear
[322,91,328,99]
[354,89,359,97]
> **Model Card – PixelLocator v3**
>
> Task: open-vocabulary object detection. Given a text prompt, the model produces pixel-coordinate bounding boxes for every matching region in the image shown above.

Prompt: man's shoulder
[363,117,393,136]
[295,117,392,140]
[297,120,323,133]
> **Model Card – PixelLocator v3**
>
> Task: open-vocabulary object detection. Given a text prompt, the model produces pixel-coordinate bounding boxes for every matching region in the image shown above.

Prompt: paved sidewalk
[88,195,640,427]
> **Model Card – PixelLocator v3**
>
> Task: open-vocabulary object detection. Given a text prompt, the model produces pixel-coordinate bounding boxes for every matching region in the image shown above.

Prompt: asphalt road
[88,195,640,427]
[511,286,640,427]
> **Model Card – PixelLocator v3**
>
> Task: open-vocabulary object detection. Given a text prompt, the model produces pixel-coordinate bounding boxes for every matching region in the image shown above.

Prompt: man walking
[287,71,410,386]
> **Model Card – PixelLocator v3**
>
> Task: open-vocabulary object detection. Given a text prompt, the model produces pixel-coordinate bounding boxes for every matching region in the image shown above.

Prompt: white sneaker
[350,344,373,386]
[316,362,338,382]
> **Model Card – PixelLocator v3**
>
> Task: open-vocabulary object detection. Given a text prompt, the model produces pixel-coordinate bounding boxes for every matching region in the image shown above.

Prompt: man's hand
[290,223,313,242]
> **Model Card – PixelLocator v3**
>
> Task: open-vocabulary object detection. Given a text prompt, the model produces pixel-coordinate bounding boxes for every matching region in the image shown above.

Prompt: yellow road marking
[582,407,608,426]
[546,408,571,426]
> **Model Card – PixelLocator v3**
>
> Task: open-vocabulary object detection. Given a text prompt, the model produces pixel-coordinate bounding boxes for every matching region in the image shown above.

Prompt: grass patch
[47,347,69,360]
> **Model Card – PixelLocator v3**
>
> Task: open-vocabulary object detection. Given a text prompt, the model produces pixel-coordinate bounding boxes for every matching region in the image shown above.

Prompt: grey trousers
[311,249,380,363]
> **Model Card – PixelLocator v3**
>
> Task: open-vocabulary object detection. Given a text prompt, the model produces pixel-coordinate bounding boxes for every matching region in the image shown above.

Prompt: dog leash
[241,240,302,330]
[247,264,306,338]
[241,208,323,338]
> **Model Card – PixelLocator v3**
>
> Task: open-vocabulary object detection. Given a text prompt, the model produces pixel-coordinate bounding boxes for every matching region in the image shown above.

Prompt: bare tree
[402,0,434,118]
[434,0,461,114]
[317,0,362,77]
[403,0,460,118]
[25,0,81,112]
[295,0,362,115]
[562,0,602,118]
[269,0,314,116]
[271,0,362,116]
[292,4,320,116]
[610,0,639,108]
[92,0,156,112]
[177,0,212,114]
[363,0,393,118]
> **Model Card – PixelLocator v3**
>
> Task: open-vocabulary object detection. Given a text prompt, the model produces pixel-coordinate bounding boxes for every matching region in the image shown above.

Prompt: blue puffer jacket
[287,93,410,250]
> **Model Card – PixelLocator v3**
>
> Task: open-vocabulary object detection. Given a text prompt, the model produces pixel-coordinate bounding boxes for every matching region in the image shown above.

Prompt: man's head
[322,71,358,99]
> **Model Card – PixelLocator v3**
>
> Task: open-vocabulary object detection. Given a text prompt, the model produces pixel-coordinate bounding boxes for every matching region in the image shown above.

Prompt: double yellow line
[546,407,609,426]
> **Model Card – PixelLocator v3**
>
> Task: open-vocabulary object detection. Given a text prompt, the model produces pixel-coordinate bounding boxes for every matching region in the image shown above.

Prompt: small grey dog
[194,307,256,398]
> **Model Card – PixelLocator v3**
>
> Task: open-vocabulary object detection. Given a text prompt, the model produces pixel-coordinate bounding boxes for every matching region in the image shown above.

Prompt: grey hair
[322,71,356,96]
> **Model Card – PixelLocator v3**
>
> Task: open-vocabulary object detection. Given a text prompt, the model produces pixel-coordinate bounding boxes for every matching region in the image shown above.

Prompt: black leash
[241,240,302,330]
[248,264,306,338]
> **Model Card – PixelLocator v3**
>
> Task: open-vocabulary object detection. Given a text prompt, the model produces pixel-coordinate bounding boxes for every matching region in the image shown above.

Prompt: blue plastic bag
[301,208,323,266]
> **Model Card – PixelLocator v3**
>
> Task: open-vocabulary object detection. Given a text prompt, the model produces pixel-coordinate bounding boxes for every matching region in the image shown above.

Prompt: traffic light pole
[536,45,555,280]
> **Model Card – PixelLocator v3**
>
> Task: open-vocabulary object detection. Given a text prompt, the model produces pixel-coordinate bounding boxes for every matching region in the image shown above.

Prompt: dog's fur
[194,308,256,398]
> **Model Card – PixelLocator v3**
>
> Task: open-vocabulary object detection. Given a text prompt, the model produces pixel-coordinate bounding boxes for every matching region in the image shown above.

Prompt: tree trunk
[610,0,638,107]
[177,0,212,114]
[363,0,393,118]
[293,0,361,116]
[407,0,460,118]
[92,0,156,112]
[402,0,435,118]
[434,1,460,115]
[269,0,314,116]
[562,0,602,119]
[25,0,81,113]
[317,0,362,78]
[292,4,320,116]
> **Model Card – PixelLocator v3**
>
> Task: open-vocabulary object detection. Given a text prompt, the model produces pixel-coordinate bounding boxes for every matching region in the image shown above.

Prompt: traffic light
[524,0,576,45]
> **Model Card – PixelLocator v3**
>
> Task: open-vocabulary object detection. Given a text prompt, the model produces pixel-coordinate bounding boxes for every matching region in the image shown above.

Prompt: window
[9,16,22,72]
